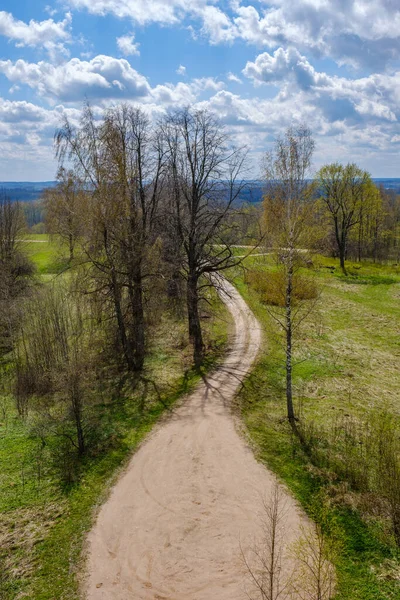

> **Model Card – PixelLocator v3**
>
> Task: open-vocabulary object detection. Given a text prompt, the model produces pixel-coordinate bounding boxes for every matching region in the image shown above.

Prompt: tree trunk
[339,246,347,274]
[187,274,204,368]
[68,232,74,263]
[285,264,295,424]
[128,261,145,372]
[111,269,135,372]
[70,376,85,456]
[334,217,347,275]
[339,230,348,275]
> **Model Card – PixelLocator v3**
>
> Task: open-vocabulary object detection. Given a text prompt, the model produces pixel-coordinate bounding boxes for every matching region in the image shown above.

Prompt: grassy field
[19,234,67,276]
[233,254,400,599]
[0,244,231,599]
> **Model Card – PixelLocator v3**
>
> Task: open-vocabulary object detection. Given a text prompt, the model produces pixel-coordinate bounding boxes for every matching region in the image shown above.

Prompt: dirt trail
[85,277,306,600]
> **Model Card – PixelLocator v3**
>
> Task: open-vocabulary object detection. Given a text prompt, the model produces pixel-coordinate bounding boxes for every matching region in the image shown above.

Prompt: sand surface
[85,277,305,600]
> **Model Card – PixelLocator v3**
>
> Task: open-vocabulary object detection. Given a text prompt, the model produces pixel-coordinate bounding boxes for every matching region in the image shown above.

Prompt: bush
[245,269,318,307]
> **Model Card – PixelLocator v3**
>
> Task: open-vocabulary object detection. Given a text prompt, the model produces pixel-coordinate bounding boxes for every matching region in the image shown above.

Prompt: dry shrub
[245,269,318,307]
[295,411,400,547]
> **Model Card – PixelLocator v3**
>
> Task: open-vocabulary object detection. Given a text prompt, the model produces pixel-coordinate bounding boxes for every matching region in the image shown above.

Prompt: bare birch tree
[263,125,316,425]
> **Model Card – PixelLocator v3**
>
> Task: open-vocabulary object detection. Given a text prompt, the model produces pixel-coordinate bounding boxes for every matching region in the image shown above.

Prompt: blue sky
[0,0,399,180]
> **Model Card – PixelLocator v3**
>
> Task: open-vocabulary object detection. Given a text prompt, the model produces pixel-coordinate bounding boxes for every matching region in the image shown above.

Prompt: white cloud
[0,99,82,179]
[227,72,242,84]
[0,11,71,57]
[199,6,236,44]
[197,88,398,175]
[192,77,224,92]
[176,64,186,76]
[0,55,151,102]
[68,0,202,25]
[231,0,400,69]
[65,1,400,69]
[117,33,140,56]
[151,77,223,105]
[0,54,227,108]
[243,47,399,124]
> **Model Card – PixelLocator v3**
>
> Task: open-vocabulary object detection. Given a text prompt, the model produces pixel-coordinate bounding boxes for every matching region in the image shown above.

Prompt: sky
[0,0,399,180]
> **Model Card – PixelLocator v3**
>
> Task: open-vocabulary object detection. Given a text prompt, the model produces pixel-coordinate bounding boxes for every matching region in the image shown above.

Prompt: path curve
[85,276,305,600]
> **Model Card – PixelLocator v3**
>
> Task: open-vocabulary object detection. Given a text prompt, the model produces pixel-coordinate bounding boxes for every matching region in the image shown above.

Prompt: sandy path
[85,277,305,600]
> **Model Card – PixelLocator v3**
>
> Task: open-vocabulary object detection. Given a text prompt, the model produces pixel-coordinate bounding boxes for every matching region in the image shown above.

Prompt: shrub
[245,269,318,307]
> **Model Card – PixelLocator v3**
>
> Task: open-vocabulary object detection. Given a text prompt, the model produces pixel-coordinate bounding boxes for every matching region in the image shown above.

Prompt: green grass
[20,234,69,275]
[232,253,400,599]
[0,286,231,599]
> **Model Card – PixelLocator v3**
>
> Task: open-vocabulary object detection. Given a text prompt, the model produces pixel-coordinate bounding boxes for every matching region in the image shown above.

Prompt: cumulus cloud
[0,99,81,179]
[0,54,226,108]
[232,0,400,69]
[116,33,140,56]
[243,47,319,90]
[0,55,151,102]
[199,6,236,43]
[196,87,398,175]
[176,64,186,76]
[0,11,71,58]
[67,0,201,25]
[65,1,400,70]
[243,47,398,123]
[150,77,223,105]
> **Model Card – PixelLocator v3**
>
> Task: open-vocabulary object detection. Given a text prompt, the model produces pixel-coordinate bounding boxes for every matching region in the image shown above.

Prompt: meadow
[233,254,400,599]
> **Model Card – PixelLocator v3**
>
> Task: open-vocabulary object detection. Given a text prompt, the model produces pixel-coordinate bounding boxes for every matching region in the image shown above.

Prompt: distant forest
[2,178,400,204]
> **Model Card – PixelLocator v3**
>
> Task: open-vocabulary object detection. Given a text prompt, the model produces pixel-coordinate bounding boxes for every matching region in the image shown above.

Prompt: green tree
[317,163,372,273]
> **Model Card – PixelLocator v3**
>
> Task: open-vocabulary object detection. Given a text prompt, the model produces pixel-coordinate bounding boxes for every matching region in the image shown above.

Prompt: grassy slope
[0,243,231,600]
[232,255,400,599]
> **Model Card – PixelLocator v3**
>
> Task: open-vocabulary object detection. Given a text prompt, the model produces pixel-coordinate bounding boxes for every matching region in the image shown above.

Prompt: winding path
[85,277,305,600]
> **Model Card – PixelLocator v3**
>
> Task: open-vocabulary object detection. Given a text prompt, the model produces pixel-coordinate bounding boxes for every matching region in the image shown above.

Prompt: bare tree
[242,482,293,600]
[291,521,336,600]
[0,192,25,261]
[55,103,165,372]
[161,107,247,367]
[44,167,85,263]
[317,163,372,274]
[15,283,96,457]
[0,193,33,357]
[263,125,316,425]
